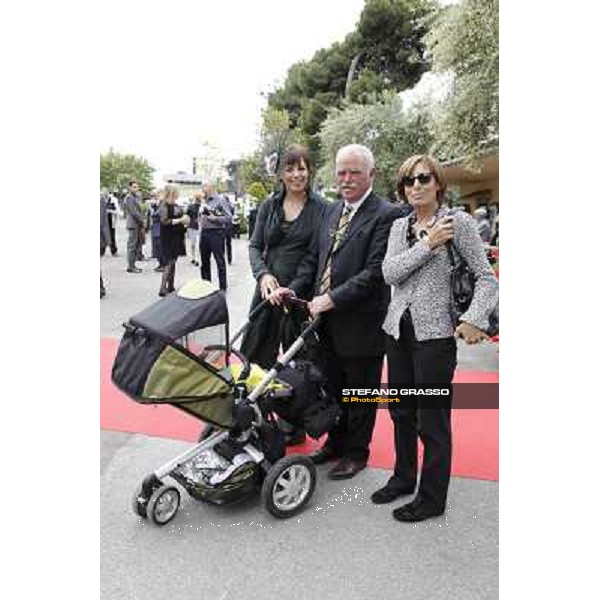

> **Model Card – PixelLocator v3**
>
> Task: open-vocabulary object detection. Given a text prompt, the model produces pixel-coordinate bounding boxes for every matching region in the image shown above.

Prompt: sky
[99,0,366,185]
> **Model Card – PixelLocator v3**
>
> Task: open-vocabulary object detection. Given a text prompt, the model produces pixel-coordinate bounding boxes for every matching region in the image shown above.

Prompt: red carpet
[101,338,498,481]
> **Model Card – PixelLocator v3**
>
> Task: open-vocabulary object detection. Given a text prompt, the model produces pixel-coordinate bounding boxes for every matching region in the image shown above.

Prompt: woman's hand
[259,274,280,300]
[268,286,295,307]
[180,214,191,227]
[455,322,488,344]
[427,216,454,249]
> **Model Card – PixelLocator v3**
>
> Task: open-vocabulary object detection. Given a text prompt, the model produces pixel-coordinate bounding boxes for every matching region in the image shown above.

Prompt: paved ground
[100,220,498,600]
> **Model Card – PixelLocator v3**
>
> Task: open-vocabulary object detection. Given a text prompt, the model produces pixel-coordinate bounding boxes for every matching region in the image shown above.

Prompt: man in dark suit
[278,144,402,480]
[122,181,145,273]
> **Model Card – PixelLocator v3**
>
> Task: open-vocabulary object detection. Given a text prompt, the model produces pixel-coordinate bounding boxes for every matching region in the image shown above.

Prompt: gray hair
[335,144,375,171]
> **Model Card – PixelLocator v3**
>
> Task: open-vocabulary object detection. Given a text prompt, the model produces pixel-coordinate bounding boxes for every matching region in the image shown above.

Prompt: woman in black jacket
[240,145,327,444]
[158,186,190,297]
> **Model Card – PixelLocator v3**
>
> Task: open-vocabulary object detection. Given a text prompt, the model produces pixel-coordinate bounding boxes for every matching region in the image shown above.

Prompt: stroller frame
[126,294,323,526]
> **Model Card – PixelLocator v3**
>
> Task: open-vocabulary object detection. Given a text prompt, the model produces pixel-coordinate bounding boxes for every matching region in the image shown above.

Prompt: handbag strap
[445,241,457,267]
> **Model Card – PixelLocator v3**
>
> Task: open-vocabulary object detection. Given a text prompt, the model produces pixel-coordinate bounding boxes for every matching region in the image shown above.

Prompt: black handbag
[445,242,499,337]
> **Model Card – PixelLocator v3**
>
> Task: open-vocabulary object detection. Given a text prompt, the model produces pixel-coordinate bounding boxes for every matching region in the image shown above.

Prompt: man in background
[474,207,492,243]
[222,193,235,265]
[199,183,231,291]
[186,192,203,266]
[122,181,145,273]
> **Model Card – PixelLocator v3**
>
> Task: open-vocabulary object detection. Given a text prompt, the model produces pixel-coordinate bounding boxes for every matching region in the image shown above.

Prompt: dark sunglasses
[400,173,435,187]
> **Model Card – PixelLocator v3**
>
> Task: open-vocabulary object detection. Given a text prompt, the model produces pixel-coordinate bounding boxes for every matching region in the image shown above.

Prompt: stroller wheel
[147,485,181,526]
[132,484,149,518]
[131,474,163,519]
[262,455,316,519]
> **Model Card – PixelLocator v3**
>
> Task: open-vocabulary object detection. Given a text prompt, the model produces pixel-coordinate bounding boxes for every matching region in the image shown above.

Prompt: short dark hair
[129,180,138,187]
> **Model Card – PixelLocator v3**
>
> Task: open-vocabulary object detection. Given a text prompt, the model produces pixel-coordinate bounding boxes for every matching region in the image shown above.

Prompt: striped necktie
[319,204,354,294]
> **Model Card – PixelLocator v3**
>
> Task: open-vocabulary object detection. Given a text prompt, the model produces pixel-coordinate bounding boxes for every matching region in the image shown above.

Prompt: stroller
[112,279,338,526]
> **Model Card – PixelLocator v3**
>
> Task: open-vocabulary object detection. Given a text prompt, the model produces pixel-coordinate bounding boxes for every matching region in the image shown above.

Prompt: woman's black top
[159,202,187,261]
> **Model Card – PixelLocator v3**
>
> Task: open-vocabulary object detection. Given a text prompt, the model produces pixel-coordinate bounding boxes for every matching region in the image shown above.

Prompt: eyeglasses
[400,173,435,187]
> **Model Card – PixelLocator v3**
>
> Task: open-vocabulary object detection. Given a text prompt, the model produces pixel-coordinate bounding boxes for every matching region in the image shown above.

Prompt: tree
[425,0,499,162]
[233,106,309,198]
[100,150,155,196]
[353,0,433,90]
[268,0,434,162]
[260,106,305,161]
[238,150,272,194]
[318,91,434,199]
[246,181,269,204]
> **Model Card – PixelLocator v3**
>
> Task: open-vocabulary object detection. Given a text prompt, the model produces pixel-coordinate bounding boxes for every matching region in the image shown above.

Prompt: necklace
[413,214,436,238]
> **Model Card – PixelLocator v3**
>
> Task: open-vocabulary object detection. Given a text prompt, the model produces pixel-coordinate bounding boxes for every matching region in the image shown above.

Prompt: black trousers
[320,329,383,462]
[385,312,457,510]
[152,236,165,266]
[225,227,233,264]
[200,229,227,291]
[109,224,117,254]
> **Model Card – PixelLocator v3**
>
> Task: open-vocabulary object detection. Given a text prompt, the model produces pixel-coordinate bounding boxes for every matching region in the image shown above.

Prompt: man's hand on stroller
[308,293,334,316]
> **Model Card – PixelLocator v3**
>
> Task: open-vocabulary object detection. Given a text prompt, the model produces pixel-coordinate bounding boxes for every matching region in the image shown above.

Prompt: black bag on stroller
[265,359,340,439]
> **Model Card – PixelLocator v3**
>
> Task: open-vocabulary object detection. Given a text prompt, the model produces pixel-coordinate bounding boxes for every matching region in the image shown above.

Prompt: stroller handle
[230,293,314,347]
[245,313,322,404]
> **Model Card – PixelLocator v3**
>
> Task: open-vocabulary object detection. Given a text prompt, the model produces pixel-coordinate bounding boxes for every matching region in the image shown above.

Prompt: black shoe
[154,266,165,272]
[392,499,445,522]
[328,458,367,480]
[158,290,168,297]
[371,481,415,504]
[284,430,306,446]
[309,446,341,465]
[126,267,142,273]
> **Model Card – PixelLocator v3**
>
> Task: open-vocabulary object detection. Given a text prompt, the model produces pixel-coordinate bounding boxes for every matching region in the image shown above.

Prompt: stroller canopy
[130,279,228,340]
[112,279,238,429]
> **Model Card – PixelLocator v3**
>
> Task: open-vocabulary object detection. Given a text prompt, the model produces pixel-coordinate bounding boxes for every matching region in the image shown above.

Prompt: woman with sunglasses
[375,154,498,522]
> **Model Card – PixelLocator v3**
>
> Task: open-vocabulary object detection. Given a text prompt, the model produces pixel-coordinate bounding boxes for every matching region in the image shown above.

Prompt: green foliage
[100,150,154,195]
[260,105,306,158]
[318,92,434,199]
[237,151,272,194]
[356,0,433,89]
[425,0,499,162]
[246,181,269,204]
[237,212,249,235]
[234,106,313,199]
[348,69,388,104]
[268,0,434,167]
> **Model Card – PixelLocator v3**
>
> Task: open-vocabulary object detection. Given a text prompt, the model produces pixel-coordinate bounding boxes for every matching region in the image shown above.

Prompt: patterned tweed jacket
[381,208,499,341]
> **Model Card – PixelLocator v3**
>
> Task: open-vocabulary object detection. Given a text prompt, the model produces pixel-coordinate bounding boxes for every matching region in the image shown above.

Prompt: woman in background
[158,186,189,297]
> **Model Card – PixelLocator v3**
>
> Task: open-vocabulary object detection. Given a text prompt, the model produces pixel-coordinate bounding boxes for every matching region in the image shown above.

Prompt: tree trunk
[345,53,362,100]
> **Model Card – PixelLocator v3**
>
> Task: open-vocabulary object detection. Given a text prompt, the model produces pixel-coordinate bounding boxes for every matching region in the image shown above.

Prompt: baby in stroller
[112,279,338,526]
